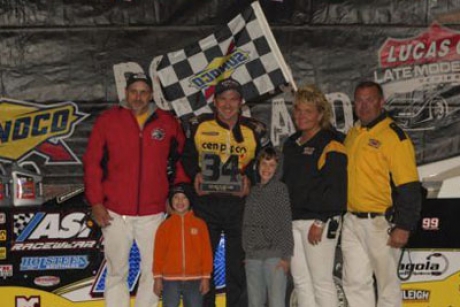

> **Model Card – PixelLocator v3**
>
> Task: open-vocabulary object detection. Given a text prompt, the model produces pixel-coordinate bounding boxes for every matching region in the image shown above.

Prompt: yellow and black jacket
[345,112,422,230]
[282,129,347,222]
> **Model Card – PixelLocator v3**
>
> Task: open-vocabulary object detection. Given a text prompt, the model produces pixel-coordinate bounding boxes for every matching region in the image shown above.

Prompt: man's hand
[308,222,324,246]
[92,204,112,228]
[387,228,410,248]
[194,173,209,196]
[276,259,290,274]
[200,278,210,295]
[153,278,163,296]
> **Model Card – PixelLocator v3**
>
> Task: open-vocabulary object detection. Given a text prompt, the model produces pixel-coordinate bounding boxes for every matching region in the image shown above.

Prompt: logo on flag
[152,1,295,118]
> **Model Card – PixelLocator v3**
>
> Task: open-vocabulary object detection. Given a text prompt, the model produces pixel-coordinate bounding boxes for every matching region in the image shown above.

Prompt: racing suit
[182,113,270,307]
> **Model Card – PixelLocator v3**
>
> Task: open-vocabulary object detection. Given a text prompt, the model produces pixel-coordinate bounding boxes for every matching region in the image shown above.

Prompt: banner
[152,1,296,118]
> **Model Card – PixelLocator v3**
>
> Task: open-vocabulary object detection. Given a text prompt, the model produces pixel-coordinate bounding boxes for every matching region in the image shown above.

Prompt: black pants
[193,193,248,307]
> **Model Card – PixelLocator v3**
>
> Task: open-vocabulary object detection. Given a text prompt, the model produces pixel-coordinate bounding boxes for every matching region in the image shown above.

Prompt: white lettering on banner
[325,92,353,133]
[27,213,90,240]
[374,60,460,84]
[11,240,96,251]
[386,39,452,64]
[271,98,295,147]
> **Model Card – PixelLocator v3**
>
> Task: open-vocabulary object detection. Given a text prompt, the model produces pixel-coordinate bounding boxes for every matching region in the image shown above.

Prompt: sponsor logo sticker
[190,49,250,90]
[202,131,219,136]
[0,229,6,241]
[12,212,97,251]
[368,138,381,148]
[399,252,448,278]
[302,147,315,155]
[0,247,6,260]
[20,255,90,271]
[34,275,61,287]
[151,128,165,141]
[0,264,13,277]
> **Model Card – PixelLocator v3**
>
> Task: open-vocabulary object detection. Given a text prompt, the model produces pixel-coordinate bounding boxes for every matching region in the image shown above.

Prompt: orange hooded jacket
[153,210,213,280]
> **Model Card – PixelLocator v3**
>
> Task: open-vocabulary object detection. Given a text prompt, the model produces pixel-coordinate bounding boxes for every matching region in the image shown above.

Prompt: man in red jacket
[83,72,189,307]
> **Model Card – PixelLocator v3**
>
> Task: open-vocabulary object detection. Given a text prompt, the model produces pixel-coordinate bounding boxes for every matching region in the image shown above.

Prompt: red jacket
[153,210,213,280]
[83,105,189,216]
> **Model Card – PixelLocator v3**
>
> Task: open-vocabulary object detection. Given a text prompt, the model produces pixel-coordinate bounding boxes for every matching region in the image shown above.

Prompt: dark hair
[354,81,384,98]
[257,147,279,165]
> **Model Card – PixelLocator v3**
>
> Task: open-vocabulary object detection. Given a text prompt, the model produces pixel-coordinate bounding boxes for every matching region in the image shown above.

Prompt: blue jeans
[162,280,203,307]
[245,257,287,307]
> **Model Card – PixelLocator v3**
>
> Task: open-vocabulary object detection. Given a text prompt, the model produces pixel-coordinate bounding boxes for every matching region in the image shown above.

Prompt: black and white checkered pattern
[14,213,34,236]
[153,1,294,118]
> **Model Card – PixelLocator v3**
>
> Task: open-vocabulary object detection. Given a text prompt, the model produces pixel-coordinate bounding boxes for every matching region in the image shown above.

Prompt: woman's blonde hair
[294,84,332,130]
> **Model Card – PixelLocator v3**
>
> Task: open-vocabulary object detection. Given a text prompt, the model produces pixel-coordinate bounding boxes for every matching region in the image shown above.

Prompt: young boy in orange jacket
[153,185,213,307]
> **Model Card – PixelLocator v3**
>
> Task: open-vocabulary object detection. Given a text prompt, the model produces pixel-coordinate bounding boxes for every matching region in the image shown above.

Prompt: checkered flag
[13,213,35,236]
[151,1,296,118]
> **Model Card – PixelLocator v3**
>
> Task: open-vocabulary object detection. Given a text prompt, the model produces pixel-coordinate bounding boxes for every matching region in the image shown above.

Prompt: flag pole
[252,1,297,91]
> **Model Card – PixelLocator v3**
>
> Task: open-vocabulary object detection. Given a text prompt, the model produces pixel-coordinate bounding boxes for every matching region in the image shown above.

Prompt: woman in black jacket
[282,85,347,307]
